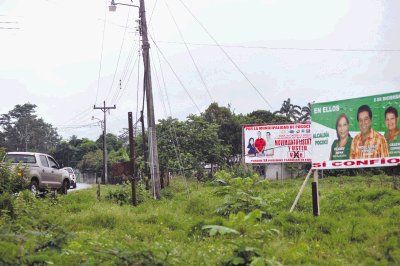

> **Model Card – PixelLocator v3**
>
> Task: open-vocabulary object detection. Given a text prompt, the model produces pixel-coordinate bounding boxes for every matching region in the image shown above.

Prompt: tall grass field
[0,172,399,265]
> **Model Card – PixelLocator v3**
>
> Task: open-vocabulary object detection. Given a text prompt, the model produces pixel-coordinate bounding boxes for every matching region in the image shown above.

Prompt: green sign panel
[311,91,400,169]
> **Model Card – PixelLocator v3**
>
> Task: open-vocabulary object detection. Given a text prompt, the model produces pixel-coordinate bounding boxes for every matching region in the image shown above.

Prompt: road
[69,183,93,192]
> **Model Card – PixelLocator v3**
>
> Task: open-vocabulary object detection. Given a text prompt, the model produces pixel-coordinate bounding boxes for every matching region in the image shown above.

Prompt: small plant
[222,245,282,266]
[106,183,131,205]
[215,190,268,216]
[202,225,239,236]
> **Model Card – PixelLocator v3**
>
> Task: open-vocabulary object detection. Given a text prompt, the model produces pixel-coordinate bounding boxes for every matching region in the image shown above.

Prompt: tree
[51,141,79,167]
[246,110,289,124]
[273,98,302,122]
[75,138,98,162]
[299,102,312,122]
[108,147,129,165]
[77,149,103,172]
[202,103,242,165]
[96,133,124,152]
[0,103,60,152]
[156,115,229,175]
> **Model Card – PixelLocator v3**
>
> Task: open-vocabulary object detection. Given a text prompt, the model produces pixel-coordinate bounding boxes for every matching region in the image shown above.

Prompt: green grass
[0,174,399,265]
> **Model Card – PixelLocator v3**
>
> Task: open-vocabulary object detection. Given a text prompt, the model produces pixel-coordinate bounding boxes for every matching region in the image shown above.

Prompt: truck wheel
[60,180,68,195]
[29,180,39,195]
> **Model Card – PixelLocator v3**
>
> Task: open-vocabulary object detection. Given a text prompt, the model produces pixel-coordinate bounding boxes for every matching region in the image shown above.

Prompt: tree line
[0,101,312,180]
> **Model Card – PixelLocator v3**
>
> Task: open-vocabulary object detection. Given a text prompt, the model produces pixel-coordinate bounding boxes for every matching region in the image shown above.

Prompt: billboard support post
[312,170,320,216]
[289,168,313,212]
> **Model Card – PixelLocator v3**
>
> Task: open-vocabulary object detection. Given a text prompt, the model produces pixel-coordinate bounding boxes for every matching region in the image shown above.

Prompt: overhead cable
[156,40,400,53]
[163,0,213,102]
[95,0,109,105]
[150,36,201,113]
[178,0,273,110]
[106,8,132,103]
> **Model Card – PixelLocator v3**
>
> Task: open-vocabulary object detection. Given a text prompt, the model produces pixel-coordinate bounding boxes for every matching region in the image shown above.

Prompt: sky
[1,0,399,141]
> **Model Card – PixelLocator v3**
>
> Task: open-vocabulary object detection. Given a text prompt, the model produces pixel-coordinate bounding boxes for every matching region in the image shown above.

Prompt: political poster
[312,91,400,169]
[243,123,312,164]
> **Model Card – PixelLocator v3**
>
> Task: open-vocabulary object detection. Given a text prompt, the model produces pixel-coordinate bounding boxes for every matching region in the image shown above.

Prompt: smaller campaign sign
[243,123,312,164]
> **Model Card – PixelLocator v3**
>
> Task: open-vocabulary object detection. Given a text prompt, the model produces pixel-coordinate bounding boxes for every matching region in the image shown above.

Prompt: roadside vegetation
[1,166,399,265]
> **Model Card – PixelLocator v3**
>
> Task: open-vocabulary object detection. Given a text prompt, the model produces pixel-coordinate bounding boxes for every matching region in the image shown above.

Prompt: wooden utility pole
[139,0,161,199]
[128,112,137,206]
[94,101,116,184]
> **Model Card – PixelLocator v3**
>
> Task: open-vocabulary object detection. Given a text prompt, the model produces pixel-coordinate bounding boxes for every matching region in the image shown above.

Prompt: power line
[147,0,158,27]
[151,51,168,117]
[155,40,400,53]
[150,36,201,113]
[55,122,100,129]
[177,0,273,110]
[152,45,188,189]
[95,0,109,105]
[0,27,20,30]
[163,0,213,102]
[106,8,132,103]
[60,106,93,126]
[114,42,141,105]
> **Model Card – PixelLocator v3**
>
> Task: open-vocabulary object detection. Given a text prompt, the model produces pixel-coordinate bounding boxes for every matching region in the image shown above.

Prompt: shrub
[106,183,131,205]
[0,162,28,194]
[213,171,270,216]
[105,181,150,205]
[0,192,14,218]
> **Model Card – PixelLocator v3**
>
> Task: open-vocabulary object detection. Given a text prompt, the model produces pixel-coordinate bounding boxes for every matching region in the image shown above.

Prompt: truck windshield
[4,154,37,164]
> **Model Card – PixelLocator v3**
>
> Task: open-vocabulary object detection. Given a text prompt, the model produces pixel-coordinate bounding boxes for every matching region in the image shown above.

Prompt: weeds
[0,172,399,265]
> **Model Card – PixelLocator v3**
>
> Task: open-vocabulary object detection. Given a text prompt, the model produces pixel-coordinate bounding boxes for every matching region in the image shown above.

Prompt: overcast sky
[1,0,399,140]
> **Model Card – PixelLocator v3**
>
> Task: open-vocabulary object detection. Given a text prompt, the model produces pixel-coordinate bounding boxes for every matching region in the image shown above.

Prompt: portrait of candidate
[254,131,266,155]
[247,137,256,156]
[384,106,400,156]
[264,131,274,156]
[330,113,353,160]
[350,105,389,159]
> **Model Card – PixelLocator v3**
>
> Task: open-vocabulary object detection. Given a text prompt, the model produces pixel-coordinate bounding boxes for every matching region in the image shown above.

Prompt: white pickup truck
[3,152,72,194]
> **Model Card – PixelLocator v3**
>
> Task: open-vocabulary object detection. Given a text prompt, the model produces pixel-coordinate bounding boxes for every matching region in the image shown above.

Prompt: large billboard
[243,123,312,164]
[312,91,400,169]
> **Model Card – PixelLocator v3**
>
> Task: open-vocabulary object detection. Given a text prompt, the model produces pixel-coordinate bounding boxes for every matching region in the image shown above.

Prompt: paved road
[69,183,93,192]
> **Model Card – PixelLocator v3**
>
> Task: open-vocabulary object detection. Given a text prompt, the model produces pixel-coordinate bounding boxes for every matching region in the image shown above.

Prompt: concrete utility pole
[94,101,116,184]
[139,0,161,199]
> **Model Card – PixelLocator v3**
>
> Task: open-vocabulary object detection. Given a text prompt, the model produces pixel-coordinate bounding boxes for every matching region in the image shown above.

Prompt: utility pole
[94,101,116,184]
[108,0,161,199]
[139,0,161,199]
[128,112,137,206]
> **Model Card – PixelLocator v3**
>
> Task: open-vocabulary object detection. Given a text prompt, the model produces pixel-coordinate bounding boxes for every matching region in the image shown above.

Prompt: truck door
[39,155,53,187]
[47,156,63,188]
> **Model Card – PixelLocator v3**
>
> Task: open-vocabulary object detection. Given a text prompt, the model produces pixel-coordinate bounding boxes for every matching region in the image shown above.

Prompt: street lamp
[109,0,139,11]
[92,116,104,129]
